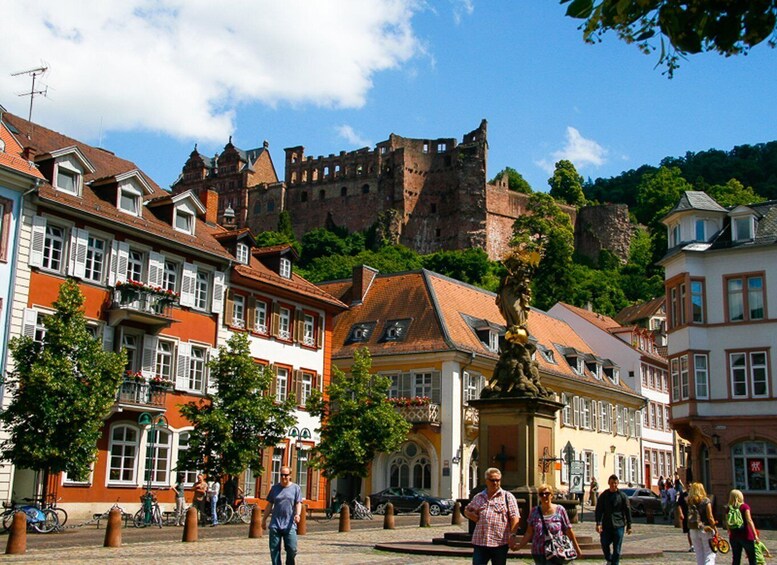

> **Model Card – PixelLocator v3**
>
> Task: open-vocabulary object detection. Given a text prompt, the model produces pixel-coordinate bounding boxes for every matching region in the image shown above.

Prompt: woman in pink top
[726,489,760,565]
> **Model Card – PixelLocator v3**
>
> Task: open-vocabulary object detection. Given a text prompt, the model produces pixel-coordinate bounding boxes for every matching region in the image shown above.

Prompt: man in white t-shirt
[209,477,221,526]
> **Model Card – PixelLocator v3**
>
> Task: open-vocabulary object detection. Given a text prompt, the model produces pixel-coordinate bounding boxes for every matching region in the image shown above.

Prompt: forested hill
[584,141,777,210]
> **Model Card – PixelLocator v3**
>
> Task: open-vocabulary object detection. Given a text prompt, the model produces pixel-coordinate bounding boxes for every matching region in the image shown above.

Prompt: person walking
[511,483,582,564]
[192,473,208,524]
[664,482,677,521]
[726,489,760,565]
[208,475,221,526]
[173,472,186,526]
[595,474,632,565]
[464,467,520,565]
[589,477,599,507]
[262,466,302,565]
[677,488,694,552]
[686,482,718,565]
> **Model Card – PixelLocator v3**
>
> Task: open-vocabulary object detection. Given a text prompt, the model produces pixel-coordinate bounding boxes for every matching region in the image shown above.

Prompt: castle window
[423,143,429,154]
[431,203,437,214]
[340,186,347,197]
[324,166,330,177]
[356,165,363,175]
[437,143,446,152]
[361,184,369,194]
[267,199,275,213]
[435,228,441,239]
[290,172,297,184]
[335,165,341,175]
[300,192,308,203]
[319,190,326,201]
[302,170,308,182]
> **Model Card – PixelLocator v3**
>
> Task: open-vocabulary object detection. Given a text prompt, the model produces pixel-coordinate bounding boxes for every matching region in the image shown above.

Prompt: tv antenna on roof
[11,66,49,123]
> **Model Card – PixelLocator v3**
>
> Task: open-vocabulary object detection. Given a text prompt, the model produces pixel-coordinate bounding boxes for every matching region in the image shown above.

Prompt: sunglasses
[487,478,501,483]
[539,492,551,497]
[280,474,291,478]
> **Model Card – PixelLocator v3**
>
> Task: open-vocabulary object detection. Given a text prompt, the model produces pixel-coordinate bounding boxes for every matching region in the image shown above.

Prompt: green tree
[548,160,587,207]
[512,192,576,310]
[306,348,410,496]
[562,0,777,77]
[706,178,763,207]
[490,167,533,193]
[255,211,300,252]
[179,332,297,478]
[0,279,126,494]
[421,248,494,285]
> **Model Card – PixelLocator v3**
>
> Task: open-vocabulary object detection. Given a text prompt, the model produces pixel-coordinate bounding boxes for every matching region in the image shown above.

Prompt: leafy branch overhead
[562,0,777,76]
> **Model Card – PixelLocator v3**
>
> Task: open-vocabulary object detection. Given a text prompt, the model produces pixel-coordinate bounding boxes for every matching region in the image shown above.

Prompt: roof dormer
[729,205,757,242]
[253,244,299,278]
[171,190,206,235]
[114,171,155,216]
[38,146,95,196]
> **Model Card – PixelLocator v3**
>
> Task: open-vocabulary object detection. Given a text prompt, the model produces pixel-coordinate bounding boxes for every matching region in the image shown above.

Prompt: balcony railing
[116,379,167,409]
[108,288,175,328]
[394,403,441,425]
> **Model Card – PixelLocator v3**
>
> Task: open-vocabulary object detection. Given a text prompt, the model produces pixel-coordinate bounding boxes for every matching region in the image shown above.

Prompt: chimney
[351,265,378,305]
[201,188,219,225]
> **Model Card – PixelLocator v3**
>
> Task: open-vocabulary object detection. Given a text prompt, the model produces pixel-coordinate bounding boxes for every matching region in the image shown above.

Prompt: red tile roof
[0,120,45,181]
[553,302,621,332]
[233,263,346,311]
[614,297,665,326]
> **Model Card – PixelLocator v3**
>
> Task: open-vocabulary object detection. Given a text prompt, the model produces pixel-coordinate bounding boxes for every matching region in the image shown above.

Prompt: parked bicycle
[234,499,257,524]
[325,495,372,520]
[1,499,58,533]
[39,494,68,527]
[202,495,234,525]
[133,492,163,528]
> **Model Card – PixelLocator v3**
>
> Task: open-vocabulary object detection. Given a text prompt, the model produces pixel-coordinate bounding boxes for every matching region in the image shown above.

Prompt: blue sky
[2,1,776,193]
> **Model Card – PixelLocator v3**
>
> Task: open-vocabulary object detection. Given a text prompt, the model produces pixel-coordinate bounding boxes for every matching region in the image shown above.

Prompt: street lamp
[138,412,169,495]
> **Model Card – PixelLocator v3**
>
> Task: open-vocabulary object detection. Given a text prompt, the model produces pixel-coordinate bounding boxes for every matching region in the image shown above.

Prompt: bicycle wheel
[53,507,68,527]
[217,504,234,524]
[132,508,146,528]
[33,509,58,533]
[1,510,15,532]
[237,503,253,524]
[153,505,163,528]
[717,539,730,554]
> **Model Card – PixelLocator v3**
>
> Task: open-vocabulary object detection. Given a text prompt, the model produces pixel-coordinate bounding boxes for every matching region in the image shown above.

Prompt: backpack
[725,505,744,530]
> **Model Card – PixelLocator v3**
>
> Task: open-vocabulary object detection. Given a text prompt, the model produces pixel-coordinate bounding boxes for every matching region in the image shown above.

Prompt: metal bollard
[339,503,351,532]
[383,502,395,530]
[419,501,431,527]
[103,507,122,547]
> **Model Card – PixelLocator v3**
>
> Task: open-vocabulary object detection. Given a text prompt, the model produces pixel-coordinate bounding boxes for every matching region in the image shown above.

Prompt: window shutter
[22,308,38,339]
[68,228,88,279]
[593,453,599,481]
[308,468,320,501]
[246,296,256,331]
[592,400,599,431]
[179,262,197,307]
[148,251,164,287]
[573,396,580,428]
[431,371,441,404]
[259,448,273,498]
[176,342,191,391]
[141,335,158,378]
[29,215,46,268]
[211,270,225,314]
[293,370,302,404]
[225,291,234,327]
[270,303,280,337]
[269,364,277,398]
[102,325,115,353]
[108,240,130,287]
[294,309,303,344]
[207,348,219,395]
[316,315,324,349]
[636,410,642,438]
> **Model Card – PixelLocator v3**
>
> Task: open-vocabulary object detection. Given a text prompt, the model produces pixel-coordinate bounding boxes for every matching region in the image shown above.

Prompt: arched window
[388,442,431,489]
[732,440,777,492]
[361,184,370,194]
[145,428,172,486]
[300,192,308,203]
[319,189,326,201]
[177,431,198,485]
[253,201,262,215]
[108,424,139,484]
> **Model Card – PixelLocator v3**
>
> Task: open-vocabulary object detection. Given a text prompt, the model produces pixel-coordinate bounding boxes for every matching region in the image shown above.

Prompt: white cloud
[451,0,474,24]
[336,125,371,148]
[536,126,608,174]
[1,0,423,142]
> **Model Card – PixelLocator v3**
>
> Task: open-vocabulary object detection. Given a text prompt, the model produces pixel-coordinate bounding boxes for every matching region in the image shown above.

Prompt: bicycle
[708,531,731,554]
[39,494,68,527]
[325,496,372,520]
[234,499,257,524]
[1,500,58,533]
[202,495,234,525]
[133,492,163,528]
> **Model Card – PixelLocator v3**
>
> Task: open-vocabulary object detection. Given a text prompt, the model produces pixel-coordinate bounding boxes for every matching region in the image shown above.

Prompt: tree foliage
[548,160,587,207]
[490,167,533,193]
[306,348,410,482]
[178,332,297,478]
[0,279,126,486]
[255,210,299,253]
[562,0,777,76]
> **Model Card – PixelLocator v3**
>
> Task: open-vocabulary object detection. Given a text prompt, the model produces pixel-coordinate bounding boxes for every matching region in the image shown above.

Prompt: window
[267,199,275,213]
[144,428,171,486]
[296,449,308,497]
[381,319,411,342]
[437,142,446,152]
[155,340,174,381]
[56,166,79,194]
[84,235,106,282]
[119,186,141,215]
[271,449,285,485]
[175,210,194,234]
[276,367,288,402]
[463,372,485,402]
[122,333,140,372]
[488,331,499,353]
[232,295,245,328]
[302,314,315,347]
[691,280,705,323]
[561,393,571,426]
[733,216,754,241]
[599,401,611,432]
[694,354,709,399]
[732,441,777,492]
[163,261,178,293]
[42,224,65,271]
[730,351,769,398]
[177,432,198,485]
[413,372,433,398]
[127,249,144,282]
[680,355,689,400]
[278,307,291,340]
[195,271,210,310]
[582,399,592,430]
[671,358,680,401]
[300,372,313,406]
[280,258,291,279]
[671,224,680,246]
[347,323,375,343]
[108,425,138,483]
[254,300,268,333]
[695,219,706,241]
[236,243,249,264]
[188,346,207,392]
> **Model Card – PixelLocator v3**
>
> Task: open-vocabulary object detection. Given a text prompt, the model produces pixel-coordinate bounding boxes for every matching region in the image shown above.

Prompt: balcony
[107,287,176,329]
[115,379,168,413]
[393,403,441,425]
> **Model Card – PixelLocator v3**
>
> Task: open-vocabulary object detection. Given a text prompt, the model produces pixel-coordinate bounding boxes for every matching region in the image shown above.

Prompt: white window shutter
[207,348,219,395]
[176,341,191,391]
[573,396,580,427]
[68,228,88,279]
[29,215,47,268]
[593,452,599,480]
[148,251,164,288]
[592,400,599,431]
[102,325,115,352]
[22,308,38,339]
[141,335,158,378]
[179,262,197,307]
[431,371,441,404]
[108,240,130,287]
[211,270,225,314]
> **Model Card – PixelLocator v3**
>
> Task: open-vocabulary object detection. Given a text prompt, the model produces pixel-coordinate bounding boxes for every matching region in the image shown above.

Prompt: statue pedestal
[469,396,563,492]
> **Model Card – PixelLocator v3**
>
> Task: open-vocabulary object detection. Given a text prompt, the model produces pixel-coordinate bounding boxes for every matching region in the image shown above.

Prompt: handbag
[539,506,578,563]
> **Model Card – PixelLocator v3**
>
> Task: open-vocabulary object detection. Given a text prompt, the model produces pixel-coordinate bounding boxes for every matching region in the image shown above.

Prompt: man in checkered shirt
[465,467,520,565]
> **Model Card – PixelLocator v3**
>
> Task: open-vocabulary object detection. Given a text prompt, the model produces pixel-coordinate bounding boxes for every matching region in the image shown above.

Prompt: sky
[2,1,776,193]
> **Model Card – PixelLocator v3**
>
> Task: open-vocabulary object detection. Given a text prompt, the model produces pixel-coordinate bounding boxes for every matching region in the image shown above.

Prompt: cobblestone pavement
[1,514,774,564]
